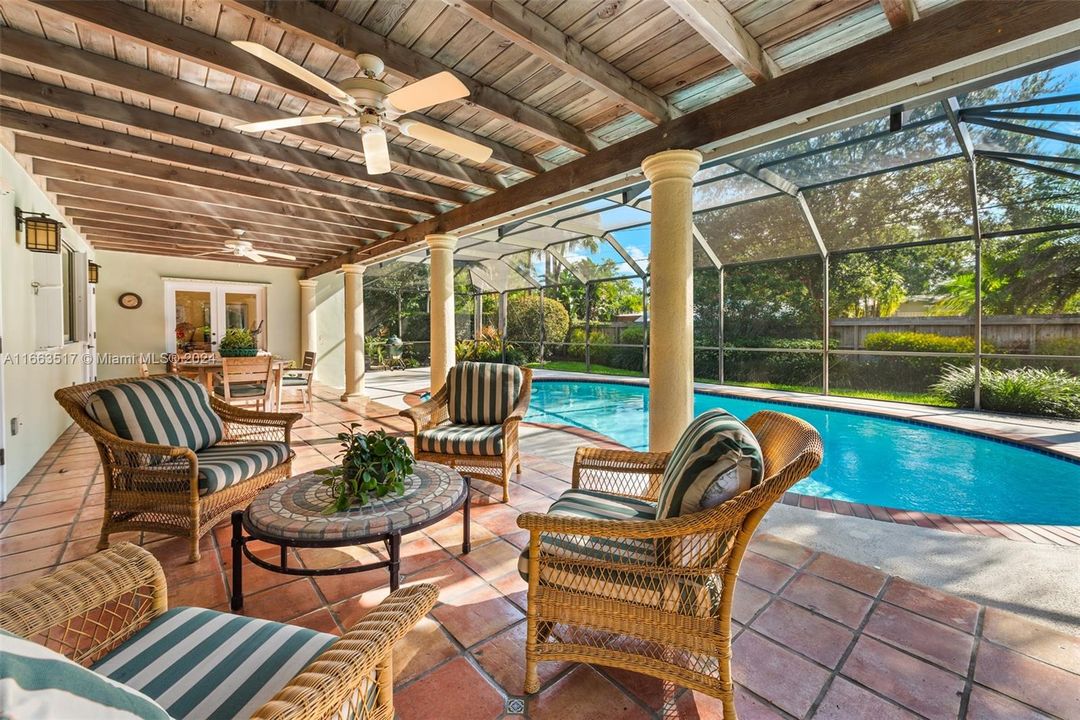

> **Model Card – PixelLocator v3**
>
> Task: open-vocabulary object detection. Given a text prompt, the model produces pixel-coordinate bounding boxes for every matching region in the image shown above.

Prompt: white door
[165,281,267,353]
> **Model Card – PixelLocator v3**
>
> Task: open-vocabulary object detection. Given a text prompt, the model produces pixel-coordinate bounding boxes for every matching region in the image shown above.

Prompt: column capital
[340,263,367,275]
[641,149,702,183]
[425,233,458,251]
[298,279,318,288]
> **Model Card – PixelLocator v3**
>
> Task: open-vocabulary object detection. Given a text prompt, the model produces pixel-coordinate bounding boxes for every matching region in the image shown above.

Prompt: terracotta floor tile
[864,602,974,674]
[311,565,394,605]
[528,665,650,720]
[10,496,85,519]
[236,579,322,623]
[1,545,63,578]
[460,538,522,582]
[403,557,486,601]
[841,635,964,720]
[490,569,528,610]
[1,510,76,538]
[332,587,393,628]
[289,607,341,635]
[472,621,568,696]
[974,641,1080,719]
[393,616,460,683]
[732,581,773,625]
[813,677,918,720]
[748,534,814,569]
[431,583,524,649]
[675,686,787,720]
[168,572,229,609]
[732,631,831,717]
[965,685,1057,720]
[807,553,887,596]
[395,657,505,720]
[882,578,979,633]
[981,607,1080,674]
[751,599,854,669]
[739,552,797,593]
[781,573,874,628]
[1,525,70,555]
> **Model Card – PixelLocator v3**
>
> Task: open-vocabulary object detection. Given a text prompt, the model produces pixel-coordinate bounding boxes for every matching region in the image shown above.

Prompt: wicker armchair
[401,364,532,503]
[56,376,302,562]
[0,543,438,720]
[517,410,823,716]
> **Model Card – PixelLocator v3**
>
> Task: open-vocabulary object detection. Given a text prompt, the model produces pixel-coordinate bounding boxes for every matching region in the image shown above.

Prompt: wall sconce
[15,208,62,253]
[88,261,100,284]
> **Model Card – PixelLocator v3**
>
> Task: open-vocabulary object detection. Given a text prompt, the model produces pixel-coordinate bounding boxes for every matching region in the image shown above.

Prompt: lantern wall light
[15,207,62,254]
[88,261,100,284]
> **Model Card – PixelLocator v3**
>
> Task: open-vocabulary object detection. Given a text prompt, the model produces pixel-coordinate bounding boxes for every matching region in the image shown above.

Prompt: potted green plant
[314,425,414,513]
[218,328,258,357]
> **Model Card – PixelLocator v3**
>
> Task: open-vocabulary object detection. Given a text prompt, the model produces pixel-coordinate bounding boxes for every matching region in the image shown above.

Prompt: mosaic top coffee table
[230,461,470,610]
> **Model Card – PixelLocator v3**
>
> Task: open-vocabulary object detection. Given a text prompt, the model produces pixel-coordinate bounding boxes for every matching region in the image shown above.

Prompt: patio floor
[2,386,1078,719]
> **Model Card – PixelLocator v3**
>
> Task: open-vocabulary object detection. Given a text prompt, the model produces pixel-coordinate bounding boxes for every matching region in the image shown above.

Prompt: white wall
[95,250,303,379]
[0,138,94,493]
[314,271,345,390]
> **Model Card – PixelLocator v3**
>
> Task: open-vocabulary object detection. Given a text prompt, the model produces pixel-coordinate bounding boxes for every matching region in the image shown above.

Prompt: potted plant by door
[315,425,413,513]
[218,328,258,357]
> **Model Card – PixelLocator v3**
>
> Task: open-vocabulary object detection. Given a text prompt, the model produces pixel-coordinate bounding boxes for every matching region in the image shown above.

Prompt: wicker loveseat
[517,409,823,717]
[0,543,438,720]
[56,375,301,562]
[401,362,532,503]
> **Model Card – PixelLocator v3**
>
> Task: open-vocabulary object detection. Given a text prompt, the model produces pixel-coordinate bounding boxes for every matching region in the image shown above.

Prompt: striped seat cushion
[86,376,224,452]
[92,607,341,720]
[188,442,290,495]
[655,409,764,520]
[281,376,309,387]
[446,362,522,425]
[1,630,172,720]
[416,424,504,456]
[517,490,722,614]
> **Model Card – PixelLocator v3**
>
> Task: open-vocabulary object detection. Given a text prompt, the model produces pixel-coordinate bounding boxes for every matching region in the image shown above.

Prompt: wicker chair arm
[517,506,740,540]
[571,446,670,499]
[503,367,533,425]
[0,543,167,664]
[212,398,301,443]
[399,385,449,433]
[251,584,439,720]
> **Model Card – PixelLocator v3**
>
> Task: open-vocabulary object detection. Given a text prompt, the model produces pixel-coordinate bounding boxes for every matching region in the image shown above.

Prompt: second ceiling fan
[232,41,493,174]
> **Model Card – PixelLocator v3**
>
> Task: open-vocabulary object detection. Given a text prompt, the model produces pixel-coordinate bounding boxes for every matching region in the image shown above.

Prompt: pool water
[526,380,1080,525]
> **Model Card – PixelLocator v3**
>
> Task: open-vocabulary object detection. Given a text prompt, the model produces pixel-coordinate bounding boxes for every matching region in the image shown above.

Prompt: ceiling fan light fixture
[362,125,392,175]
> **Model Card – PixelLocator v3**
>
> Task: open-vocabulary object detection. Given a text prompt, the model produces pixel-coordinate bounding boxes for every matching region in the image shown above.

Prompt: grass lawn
[527,361,953,407]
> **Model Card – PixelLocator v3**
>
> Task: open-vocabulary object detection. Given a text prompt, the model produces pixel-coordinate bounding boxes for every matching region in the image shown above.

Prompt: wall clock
[118,292,143,310]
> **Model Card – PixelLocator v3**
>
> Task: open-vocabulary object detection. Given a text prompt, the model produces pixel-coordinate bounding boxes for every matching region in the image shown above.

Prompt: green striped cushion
[446,362,522,425]
[191,442,290,495]
[655,409,764,520]
[91,607,337,720]
[213,383,267,398]
[0,629,172,720]
[86,376,224,452]
[417,424,503,456]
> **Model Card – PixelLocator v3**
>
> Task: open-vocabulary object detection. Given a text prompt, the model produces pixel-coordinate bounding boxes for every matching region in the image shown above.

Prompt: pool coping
[527,373,1080,546]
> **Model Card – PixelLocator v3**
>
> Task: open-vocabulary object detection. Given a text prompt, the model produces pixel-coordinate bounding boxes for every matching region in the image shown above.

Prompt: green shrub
[567,327,610,361]
[863,331,991,354]
[1035,336,1080,356]
[610,326,644,371]
[505,295,570,361]
[456,327,506,363]
[932,364,1080,419]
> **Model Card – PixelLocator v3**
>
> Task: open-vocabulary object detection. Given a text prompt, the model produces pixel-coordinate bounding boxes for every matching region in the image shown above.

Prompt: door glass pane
[224,292,262,347]
[175,290,213,352]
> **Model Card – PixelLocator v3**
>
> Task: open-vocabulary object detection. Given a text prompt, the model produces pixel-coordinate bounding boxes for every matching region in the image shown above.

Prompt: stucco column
[426,233,458,393]
[299,279,318,358]
[642,149,702,452]
[340,263,366,401]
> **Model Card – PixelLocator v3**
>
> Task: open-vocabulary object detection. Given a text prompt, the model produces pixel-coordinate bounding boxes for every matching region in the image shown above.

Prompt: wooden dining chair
[280,351,317,411]
[215,355,273,411]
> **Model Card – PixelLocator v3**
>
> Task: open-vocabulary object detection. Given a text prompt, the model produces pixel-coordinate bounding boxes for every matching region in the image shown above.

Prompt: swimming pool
[525,379,1080,525]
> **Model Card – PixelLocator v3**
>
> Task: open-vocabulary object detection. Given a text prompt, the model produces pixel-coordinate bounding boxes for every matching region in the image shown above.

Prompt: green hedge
[933,364,1080,419]
[863,331,990,354]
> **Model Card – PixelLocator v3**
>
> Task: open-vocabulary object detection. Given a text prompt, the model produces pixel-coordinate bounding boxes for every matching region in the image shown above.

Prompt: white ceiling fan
[193,229,297,264]
[231,41,493,174]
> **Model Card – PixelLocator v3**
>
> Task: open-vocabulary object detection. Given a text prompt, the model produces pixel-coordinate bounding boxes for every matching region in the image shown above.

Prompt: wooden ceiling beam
[85,237,310,269]
[22,142,418,228]
[442,1,677,124]
[45,177,387,231]
[881,0,921,30]
[2,106,453,213]
[72,223,339,260]
[55,196,380,244]
[306,0,1080,277]
[0,27,515,187]
[222,0,604,155]
[663,0,781,85]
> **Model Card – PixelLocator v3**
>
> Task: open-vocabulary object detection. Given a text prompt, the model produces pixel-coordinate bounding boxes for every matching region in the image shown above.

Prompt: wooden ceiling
[0,0,1037,270]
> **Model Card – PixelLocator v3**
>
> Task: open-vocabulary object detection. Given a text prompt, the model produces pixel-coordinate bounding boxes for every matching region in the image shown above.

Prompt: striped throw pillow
[86,376,224,452]
[654,409,764,520]
[0,630,172,720]
[446,362,522,426]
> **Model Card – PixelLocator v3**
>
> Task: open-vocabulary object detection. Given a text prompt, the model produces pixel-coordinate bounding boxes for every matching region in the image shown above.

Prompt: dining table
[176,354,294,412]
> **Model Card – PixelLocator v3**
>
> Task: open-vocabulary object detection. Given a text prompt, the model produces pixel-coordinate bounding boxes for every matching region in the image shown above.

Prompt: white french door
[165,280,267,353]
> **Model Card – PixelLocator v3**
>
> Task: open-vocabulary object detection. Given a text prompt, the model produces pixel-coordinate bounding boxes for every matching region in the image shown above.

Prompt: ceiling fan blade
[362,128,392,175]
[386,72,468,113]
[193,250,226,257]
[235,114,341,133]
[238,248,268,264]
[232,40,354,106]
[253,249,297,260]
[397,120,493,163]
